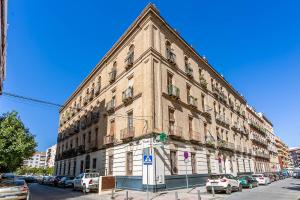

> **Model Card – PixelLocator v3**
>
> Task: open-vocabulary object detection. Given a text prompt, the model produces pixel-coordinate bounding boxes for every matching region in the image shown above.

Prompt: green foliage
[16,166,54,176]
[0,111,37,173]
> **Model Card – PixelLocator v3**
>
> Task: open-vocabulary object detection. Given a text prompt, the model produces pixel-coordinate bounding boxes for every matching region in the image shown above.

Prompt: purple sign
[184,151,189,160]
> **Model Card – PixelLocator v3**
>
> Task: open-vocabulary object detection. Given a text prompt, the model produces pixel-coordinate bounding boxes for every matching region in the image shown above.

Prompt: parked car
[272,173,279,181]
[58,176,75,188]
[206,174,242,194]
[252,174,270,185]
[0,179,29,200]
[51,176,64,186]
[73,172,100,192]
[23,176,37,183]
[277,172,285,180]
[238,175,258,188]
[42,176,53,185]
[264,173,274,183]
[292,171,300,178]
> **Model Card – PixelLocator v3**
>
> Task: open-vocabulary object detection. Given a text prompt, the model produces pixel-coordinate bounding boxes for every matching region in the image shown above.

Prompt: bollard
[175,191,179,200]
[111,189,115,199]
[212,185,215,197]
[197,189,201,200]
[125,190,129,200]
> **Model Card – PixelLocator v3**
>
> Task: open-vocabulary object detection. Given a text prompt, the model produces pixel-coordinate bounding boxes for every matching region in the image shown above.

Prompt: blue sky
[1,0,299,151]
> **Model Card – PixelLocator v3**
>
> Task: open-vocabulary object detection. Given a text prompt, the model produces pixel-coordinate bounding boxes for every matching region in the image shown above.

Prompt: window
[110,120,115,135]
[169,108,175,133]
[68,161,71,175]
[80,160,84,173]
[170,150,178,175]
[188,116,193,134]
[167,73,173,87]
[95,128,98,146]
[75,137,78,148]
[248,159,251,172]
[126,152,133,175]
[191,153,196,174]
[108,155,113,175]
[73,161,76,176]
[237,158,240,173]
[83,134,86,146]
[127,111,133,129]
[206,154,211,174]
[85,155,90,170]
[201,94,205,110]
[243,159,246,172]
[88,132,91,143]
[229,156,233,173]
[92,158,97,169]
[186,84,191,102]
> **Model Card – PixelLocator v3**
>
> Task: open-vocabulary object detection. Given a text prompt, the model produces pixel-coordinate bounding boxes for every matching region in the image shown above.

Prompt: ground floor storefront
[54,137,255,191]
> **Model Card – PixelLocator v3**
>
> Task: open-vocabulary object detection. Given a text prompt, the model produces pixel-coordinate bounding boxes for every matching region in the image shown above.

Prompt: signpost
[184,151,189,189]
[143,148,152,200]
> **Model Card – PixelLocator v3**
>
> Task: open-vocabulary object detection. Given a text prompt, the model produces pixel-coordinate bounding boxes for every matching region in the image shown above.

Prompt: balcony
[76,145,85,155]
[104,135,114,146]
[243,147,248,154]
[254,151,270,159]
[109,69,117,83]
[217,140,235,151]
[202,105,212,118]
[250,134,268,146]
[80,118,87,130]
[166,50,176,65]
[215,114,230,127]
[122,87,134,104]
[91,111,99,124]
[199,75,207,89]
[188,95,197,108]
[106,99,116,113]
[120,127,135,141]
[232,122,246,134]
[125,52,134,70]
[168,125,183,138]
[94,85,101,96]
[88,140,97,151]
[168,84,180,100]
[235,145,242,152]
[185,64,193,78]
[83,96,88,106]
[248,120,266,135]
[189,131,201,143]
[205,136,215,148]
[88,90,94,101]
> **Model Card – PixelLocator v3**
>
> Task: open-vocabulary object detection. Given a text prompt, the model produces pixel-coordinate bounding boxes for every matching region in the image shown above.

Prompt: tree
[0,111,37,172]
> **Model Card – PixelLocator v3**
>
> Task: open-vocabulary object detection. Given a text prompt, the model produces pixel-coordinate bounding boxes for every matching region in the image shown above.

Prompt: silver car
[0,179,29,200]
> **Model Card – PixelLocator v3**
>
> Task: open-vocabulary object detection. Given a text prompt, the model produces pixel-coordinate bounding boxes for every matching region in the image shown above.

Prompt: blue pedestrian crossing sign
[143,155,153,165]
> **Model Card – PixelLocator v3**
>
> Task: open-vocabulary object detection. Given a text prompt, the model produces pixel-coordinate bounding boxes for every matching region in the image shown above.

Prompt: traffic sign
[143,155,152,165]
[184,151,189,160]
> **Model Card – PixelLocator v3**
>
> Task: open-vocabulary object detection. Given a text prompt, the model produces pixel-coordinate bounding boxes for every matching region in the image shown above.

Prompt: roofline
[60,3,247,112]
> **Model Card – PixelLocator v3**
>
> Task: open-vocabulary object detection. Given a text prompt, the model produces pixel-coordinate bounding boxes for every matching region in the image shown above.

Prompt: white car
[73,172,99,192]
[206,174,242,194]
[252,174,270,185]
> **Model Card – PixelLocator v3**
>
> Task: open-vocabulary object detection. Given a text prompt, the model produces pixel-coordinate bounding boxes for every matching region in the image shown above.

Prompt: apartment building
[275,137,290,170]
[0,0,7,94]
[46,144,57,168]
[23,152,47,168]
[246,106,271,173]
[54,4,273,190]
[290,147,300,167]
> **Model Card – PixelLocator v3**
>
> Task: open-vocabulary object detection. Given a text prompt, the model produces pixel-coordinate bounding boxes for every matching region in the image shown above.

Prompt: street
[28,178,300,200]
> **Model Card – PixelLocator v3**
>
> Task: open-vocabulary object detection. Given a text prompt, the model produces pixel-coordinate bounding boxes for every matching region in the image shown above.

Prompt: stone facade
[55,3,282,190]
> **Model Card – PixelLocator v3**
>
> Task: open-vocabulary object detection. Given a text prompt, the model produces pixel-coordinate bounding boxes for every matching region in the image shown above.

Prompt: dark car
[23,176,37,183]
[277,172,284,180]
[58,176,75,188]
[238,175,259,189]
[52,176,65,186]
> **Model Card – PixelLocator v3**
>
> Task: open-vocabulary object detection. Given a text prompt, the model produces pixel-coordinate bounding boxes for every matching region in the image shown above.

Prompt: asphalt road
[224,178,300,200]
[28,178,300,200]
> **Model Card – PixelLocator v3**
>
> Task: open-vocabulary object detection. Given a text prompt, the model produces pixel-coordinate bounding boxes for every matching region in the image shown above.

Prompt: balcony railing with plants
[250,133,268,146]
[205,135,215,148]
[215,114,230,127]
[122,87,134,104]
[188,95,197,108]
[168,125,183,138]
[217,140,235,151]
[185,64,193,78]
[248,120,267,135]
[125,52,134,70]
[168,84,180,100]
[166,49,176,65]
[83,96,88,106]
[232,122,246,134]
[106,99,116,113]
[120,127,135,140]
[253,151,270,159]
[104,135,114,145]
[199,75,208,89]
[109,68,117,83]
[202,105,212,118]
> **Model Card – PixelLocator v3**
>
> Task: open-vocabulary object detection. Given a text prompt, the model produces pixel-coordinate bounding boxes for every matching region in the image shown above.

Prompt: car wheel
[249,183,253,189]
[206,189,211,194]
[226,185,232,194]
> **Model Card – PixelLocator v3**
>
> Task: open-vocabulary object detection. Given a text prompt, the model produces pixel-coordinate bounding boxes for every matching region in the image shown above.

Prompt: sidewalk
[75,186,225,200]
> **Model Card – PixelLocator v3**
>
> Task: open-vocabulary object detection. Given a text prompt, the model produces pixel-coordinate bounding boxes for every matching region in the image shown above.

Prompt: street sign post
[184,151,189,189]
[143,148,152,200]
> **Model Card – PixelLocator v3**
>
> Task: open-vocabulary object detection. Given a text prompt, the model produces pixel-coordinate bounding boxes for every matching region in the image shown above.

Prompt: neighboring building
[55,4,281,190]
[0,0,7,94]
[46,144,57,168]
[289,147,300,167]
[23,152,46,168]
[246,106,270,173]
[275,136,290,170]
